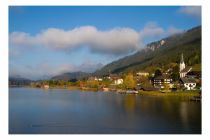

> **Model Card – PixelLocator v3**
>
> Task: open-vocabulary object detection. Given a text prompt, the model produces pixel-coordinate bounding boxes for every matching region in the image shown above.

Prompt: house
[180,67,192,78]
[160,40,165,45]
[88,76,98,81]
[180,78,197,90]
[108,74,123,85]
[113,78,123,85]
[186,71,201,79]
[98,78,103,81]
[43,84,49,89]
[108,74,119,80]
[153,75,173,89]
[136,71,149,77]
[180,53,192,78]
[88,76,103,81]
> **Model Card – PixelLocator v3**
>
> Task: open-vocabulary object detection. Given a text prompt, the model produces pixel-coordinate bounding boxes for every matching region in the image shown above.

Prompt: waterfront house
[108,74,123,85]
[153,75,173,89]
[180,78,197,90]
[113,78,123,85]
[186,71,201,79]
[43,84,49,89]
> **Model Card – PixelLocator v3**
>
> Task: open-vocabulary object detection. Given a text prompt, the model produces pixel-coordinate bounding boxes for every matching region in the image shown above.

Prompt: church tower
[180,53,185,77]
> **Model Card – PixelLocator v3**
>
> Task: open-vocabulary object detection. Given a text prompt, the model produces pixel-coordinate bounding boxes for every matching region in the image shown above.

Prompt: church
[179,53,192,78]
[179,53,197,90]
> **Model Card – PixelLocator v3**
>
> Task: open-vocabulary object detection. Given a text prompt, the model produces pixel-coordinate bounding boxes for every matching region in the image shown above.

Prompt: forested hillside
[94,26,201,76]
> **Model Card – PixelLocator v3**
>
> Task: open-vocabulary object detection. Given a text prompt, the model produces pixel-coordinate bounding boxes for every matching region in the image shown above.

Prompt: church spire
[180,53,184,64]
[180,53,186,78]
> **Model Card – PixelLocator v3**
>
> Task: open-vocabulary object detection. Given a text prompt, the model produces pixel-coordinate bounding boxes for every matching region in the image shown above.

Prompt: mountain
[9,76,32,86]
[94,26,201,76]
[51,71,91,81]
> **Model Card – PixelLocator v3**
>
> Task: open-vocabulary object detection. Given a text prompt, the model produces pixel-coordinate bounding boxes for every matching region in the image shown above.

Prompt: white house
[114,78,123,85]
[43,84,49,89]
[109,74,123,85]
[160,40,165,46]
[180,78,196,90]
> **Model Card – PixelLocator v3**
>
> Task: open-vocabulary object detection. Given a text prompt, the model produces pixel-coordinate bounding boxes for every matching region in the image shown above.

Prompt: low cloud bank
[10,25,183,56]
[10,26,140,55]
[9,62,104,80]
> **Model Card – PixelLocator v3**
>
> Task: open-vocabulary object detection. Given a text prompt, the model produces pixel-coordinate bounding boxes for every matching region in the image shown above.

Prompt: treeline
[31,79,112,89]
[30,73,146,90]
[9,77,32,86]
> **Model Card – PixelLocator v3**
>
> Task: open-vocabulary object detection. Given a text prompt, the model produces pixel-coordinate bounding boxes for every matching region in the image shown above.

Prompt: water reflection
[180,102,190,131]
[123,95,137,112]
[9,88,201,134]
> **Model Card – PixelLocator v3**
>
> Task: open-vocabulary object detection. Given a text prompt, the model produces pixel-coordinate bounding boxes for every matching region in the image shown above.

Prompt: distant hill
[9,76,32,86]
[94,26,201,76]
[51,71,91,81]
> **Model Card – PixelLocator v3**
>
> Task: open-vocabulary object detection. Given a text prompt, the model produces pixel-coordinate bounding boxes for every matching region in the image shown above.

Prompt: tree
[87,80,99,89]
[101,79,112,87]
[163,83,170,91]
[138,76,152,87]
[170,64,179,81]
[154,69,162,77]
[123,73,136,89]
[171,73,179,81]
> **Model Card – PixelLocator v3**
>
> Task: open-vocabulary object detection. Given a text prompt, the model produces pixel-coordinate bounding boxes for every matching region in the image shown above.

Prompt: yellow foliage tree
[123,73,136,89]
[87,80,99,89]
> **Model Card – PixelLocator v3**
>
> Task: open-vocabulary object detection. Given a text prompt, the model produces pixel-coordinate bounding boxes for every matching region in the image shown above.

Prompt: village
[31,53,201,97]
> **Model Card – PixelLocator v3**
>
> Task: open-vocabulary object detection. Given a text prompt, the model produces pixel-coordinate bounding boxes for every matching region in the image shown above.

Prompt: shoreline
[9,86,201,97]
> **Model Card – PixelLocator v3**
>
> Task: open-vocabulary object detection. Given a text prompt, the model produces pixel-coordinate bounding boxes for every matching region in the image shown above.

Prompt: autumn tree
[87,80,99,89]
[163,83,170,91]
[123,73,136,89]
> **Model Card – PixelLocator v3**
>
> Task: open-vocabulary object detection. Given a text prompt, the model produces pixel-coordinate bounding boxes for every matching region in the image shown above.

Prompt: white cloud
[10,32,35,46]
[10,26,140,55]
[178,6,201,18]
[140,22,165,38]
[140,22,183,42]
[10,25,183,56]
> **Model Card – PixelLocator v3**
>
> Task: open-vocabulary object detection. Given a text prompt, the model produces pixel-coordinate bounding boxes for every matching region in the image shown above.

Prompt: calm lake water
[9,88,201,134]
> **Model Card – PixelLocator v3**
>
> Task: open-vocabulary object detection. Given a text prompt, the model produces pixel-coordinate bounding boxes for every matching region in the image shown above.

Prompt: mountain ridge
[51,71,91,81]
[94,25,201,76]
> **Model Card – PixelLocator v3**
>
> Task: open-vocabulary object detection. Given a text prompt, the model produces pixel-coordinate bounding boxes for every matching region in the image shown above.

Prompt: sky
[9,6,201,80]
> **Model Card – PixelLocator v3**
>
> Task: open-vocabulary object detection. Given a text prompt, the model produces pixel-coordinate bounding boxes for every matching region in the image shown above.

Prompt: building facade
[136,71,149,77]
[153,75,173,89]
[180,78,196,90]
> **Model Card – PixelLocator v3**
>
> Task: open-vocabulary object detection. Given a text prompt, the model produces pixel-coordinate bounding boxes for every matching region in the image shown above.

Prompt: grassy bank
[138,90,201,97]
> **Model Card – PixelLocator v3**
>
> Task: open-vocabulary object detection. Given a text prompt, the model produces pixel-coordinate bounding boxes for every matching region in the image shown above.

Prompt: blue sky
[9,6,201,80]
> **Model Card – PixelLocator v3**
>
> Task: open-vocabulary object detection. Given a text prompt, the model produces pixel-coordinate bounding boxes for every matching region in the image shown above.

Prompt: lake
[9,88,201,134]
